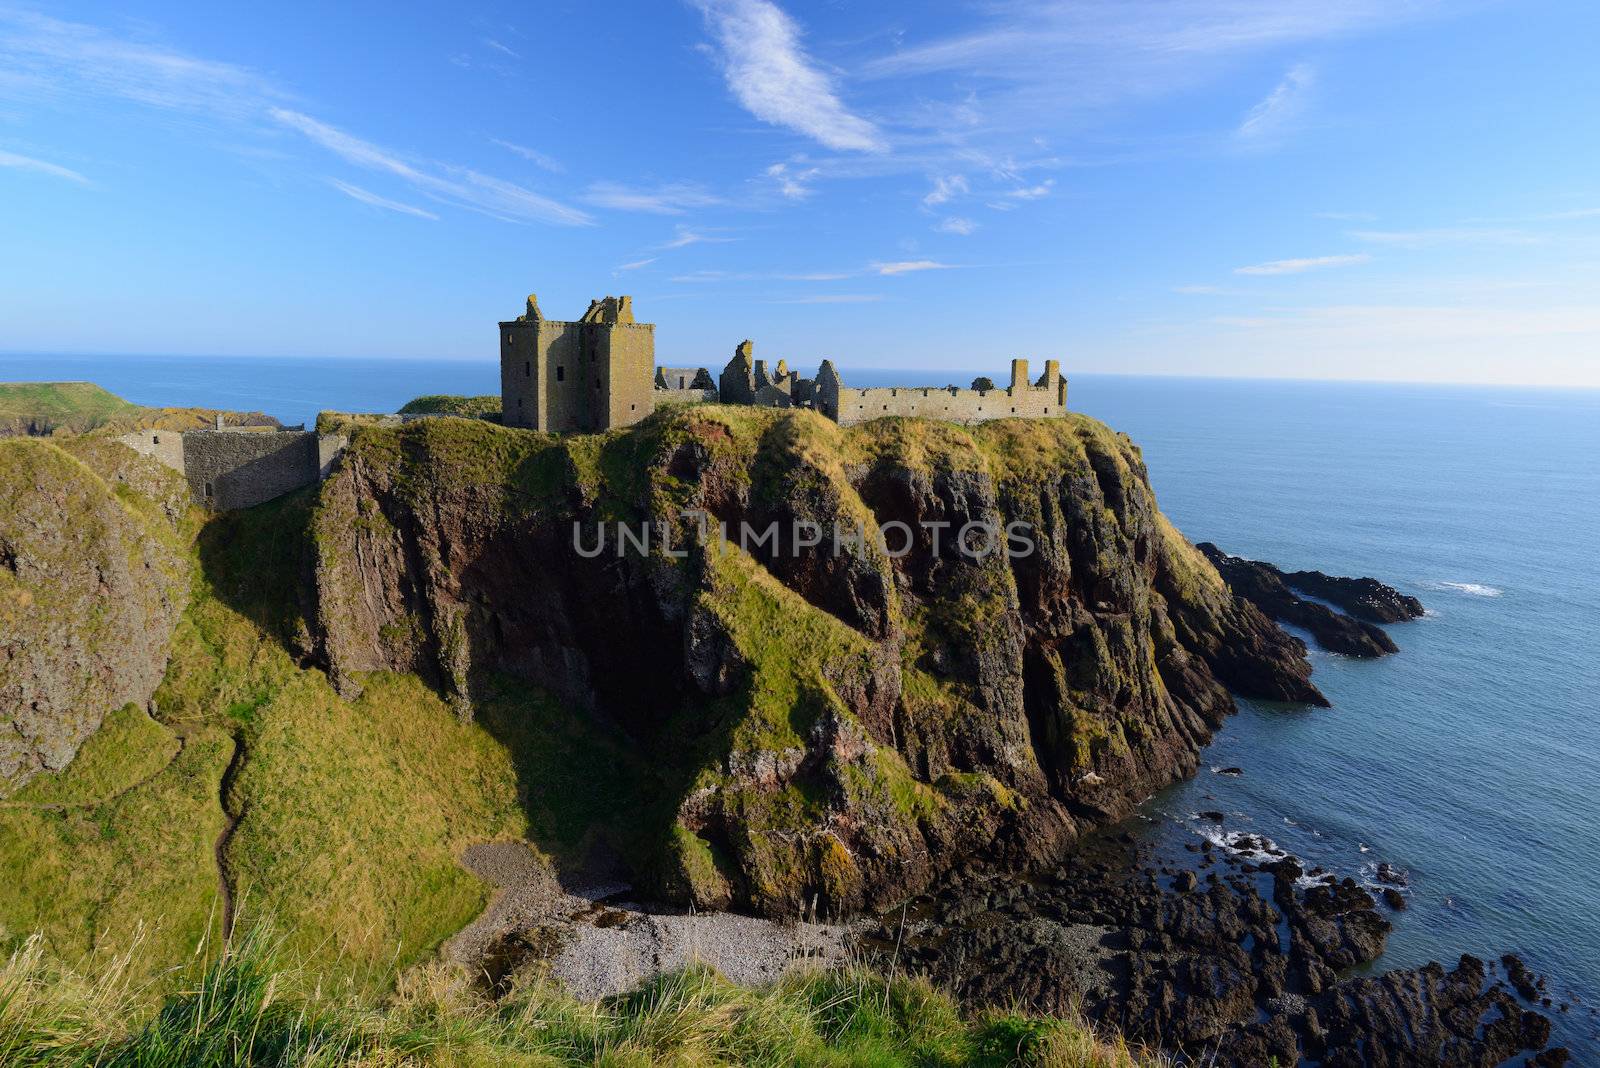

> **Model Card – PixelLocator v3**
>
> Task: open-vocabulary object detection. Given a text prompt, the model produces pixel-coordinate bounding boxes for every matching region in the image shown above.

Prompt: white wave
[1194,826,1290,865]
[1432,581,1503,597]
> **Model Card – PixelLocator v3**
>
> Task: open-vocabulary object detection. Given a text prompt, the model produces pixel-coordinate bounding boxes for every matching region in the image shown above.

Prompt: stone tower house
[500,293,656,433]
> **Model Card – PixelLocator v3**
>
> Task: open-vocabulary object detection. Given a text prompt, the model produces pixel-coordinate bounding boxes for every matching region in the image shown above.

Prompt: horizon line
[2,351,1598,393]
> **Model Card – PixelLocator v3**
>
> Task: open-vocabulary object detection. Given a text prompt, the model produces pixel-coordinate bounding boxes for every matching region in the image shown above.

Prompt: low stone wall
[183,430,322,511]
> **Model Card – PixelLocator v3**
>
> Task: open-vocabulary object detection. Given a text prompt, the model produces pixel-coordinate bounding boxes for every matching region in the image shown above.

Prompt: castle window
[630,403,636,411]
[678,376,686,388]
[152,435,160,444]
[1011,407,1016,413]
[556,366,565,381]
[204,482,213,497]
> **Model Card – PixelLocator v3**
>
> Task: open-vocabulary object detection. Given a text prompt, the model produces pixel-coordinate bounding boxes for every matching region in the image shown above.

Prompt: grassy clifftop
[0,381,283,437]
[0,382,137,435]
[398,393,501,419]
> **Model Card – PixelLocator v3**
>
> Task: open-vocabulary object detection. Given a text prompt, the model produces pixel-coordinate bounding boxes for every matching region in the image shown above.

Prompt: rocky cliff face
[311,407,1322,916]
[0,437,191,794]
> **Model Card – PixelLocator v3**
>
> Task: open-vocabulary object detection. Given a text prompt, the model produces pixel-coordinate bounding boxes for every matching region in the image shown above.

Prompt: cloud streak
[1235,253,1370,275]
[0,8,283,119]
[1237,63,1314,140]
[271,108,591,226]
[327,178,437,219]
[0,148,89,184]
[874,260,955,275]
[583,180,721,214]
[690,0,884,152]
[491,139,563,173]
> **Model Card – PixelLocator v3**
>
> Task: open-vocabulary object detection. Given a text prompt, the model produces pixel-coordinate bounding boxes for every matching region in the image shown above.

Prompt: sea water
[5,354,1598,1054]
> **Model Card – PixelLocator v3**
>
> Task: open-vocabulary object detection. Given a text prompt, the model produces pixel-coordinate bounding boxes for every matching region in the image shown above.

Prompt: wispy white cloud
[1005,180,1054,200]
[659,225,736,249]
[1237,63,1314,141]
[483,38,520,59]
[0,8,283,119]
[0,147,89,184]
[865,3,1438,83]
[764,161,820,199]
[689,0,884,152]
[1349,227,1544,247]
[922,174,968,206]
[583,180,721,214]
[1234,253,1370,275]
[935,216,978,235]
[616,257,657,271]
[1315,210,1377,222]
[874,260,955,275]
[1539,207,1600,221]
[327,178,437,219]
[491,138,563,173]
[270,108,591,226]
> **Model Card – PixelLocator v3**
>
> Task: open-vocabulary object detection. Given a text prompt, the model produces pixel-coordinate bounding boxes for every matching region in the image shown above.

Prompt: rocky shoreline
[857,830,1570,1066]
[452,819,1574,1066]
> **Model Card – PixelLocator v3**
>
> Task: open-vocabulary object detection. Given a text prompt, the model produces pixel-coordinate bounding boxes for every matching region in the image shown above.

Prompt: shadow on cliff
[194,485,322,663]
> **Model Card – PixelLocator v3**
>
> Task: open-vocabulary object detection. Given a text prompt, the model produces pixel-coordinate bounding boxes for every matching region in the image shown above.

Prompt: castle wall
[500,321,542,430]
[182,430,322,511]
[829,368,1067,427]
[596,323,656,430]
[116,429,186,474]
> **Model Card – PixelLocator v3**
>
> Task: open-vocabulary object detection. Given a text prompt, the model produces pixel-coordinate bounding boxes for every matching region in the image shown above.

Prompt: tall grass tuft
[0,921,1165,1067]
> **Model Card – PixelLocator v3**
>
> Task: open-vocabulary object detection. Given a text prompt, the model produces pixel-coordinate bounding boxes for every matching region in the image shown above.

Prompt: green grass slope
[398,394,502,419]
[0,382,137,435]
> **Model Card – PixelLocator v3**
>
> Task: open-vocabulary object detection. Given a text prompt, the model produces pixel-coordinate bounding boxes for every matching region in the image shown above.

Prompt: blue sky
[2,0,1599,386]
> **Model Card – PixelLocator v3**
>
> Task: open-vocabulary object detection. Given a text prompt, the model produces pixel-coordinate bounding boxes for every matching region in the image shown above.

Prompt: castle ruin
[500,293,1069,431]
[118,415,347,511]
[500,294,656,433]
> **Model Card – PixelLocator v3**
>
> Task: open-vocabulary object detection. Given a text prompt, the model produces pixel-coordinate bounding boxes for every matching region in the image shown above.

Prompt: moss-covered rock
[307,405,1321,916]
[0,439,191,794]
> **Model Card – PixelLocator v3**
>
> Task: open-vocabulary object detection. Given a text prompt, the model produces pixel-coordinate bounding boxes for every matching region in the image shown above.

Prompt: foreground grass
[0,927,1159,1068]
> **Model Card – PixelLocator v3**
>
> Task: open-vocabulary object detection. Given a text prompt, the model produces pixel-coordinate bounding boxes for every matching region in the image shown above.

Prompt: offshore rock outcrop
[1198,543,1408,658]
[0,437,191,794]
[1282,567,1426,624]
[310,406,1322,916]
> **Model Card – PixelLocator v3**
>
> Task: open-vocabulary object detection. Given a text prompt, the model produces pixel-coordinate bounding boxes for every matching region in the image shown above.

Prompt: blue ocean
[6,353,1599,1054]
